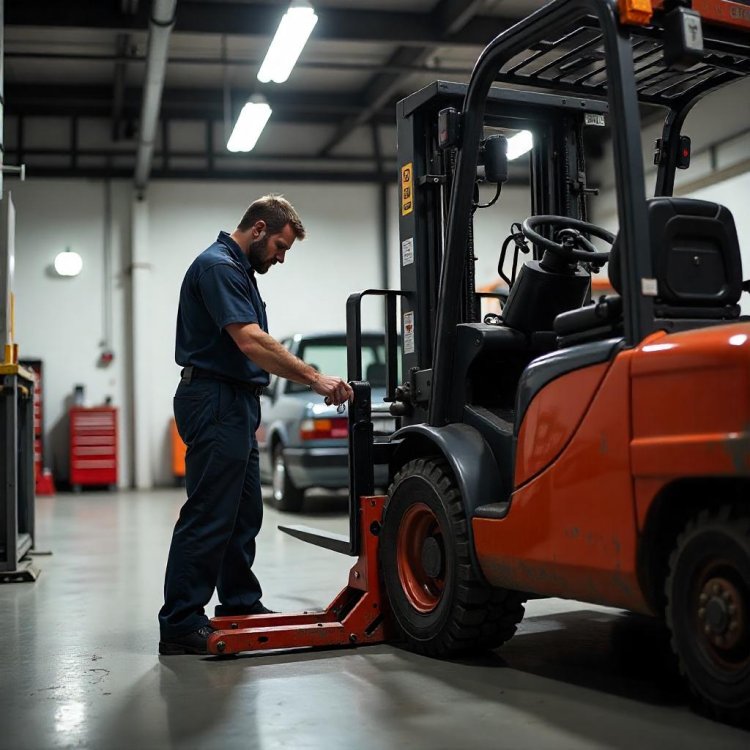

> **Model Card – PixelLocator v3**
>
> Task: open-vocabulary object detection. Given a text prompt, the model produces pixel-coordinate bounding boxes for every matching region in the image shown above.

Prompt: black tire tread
[665,503,750,727]
[386,457,525,657]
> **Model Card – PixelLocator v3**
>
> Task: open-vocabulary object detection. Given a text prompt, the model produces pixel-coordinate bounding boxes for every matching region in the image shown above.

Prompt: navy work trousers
[159,378,263,638]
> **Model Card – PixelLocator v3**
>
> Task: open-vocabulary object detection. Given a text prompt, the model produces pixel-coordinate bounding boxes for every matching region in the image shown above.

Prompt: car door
[257,338,291,481]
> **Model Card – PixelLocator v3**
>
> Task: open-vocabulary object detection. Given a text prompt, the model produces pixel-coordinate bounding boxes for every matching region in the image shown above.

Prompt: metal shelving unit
[0,363,38,582]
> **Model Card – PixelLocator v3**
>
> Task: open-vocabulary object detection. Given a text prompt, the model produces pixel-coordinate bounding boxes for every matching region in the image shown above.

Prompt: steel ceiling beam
[317,47,434,156]
[6,165,399,184]
[4,84,396,124]
[6,163,527,184]
[5,1,508,47]
[317,0,487,157]
[4,50,473,78]
[439,0,487,35]
[3,145,397,164]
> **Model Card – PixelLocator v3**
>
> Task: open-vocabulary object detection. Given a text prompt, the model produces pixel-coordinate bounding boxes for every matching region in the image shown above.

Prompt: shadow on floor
[447,609,687,706]
[382,609,750,743]
[98,656,257,749]
[261,486,351,516]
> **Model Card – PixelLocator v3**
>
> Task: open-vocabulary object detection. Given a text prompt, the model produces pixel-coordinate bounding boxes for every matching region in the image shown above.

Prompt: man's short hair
[237,194,306,240]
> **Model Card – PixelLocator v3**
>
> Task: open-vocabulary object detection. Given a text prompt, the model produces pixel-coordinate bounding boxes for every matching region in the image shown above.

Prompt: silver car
[258,332,394,512]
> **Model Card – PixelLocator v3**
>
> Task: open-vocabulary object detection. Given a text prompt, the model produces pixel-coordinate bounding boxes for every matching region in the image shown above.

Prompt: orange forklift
[208,0,750,726]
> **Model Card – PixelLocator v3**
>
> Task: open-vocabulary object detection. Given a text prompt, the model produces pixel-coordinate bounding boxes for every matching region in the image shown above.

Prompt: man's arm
[225,322,352,405]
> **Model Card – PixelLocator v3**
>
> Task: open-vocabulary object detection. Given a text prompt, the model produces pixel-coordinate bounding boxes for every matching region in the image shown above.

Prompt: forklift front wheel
[665,505,750,727]
[381,457,525,657]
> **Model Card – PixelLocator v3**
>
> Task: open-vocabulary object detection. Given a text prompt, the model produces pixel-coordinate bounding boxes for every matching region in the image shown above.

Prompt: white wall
[588,77,749,305]
[11,179,132,486]
[590,76,750,224]
[689,171,750,301]
[11,178,388,487]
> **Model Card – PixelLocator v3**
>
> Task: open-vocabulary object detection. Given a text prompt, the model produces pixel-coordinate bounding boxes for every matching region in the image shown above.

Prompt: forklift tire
[381,457,525,657]
[665,505,750,727]
[271,444,305,513]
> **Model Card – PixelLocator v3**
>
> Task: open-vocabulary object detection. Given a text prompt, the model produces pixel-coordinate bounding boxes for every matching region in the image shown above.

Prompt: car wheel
[665,505,750,727]
[271,443,305,512]
[381,457,525,657]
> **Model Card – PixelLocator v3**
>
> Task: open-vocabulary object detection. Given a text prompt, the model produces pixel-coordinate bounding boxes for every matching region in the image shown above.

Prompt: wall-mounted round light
[54,249,83,277]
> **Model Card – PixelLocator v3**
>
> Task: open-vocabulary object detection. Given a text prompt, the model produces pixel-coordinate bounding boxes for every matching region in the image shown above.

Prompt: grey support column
[130,193,153,489]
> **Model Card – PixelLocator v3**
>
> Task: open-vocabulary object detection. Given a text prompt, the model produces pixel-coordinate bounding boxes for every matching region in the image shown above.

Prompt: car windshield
[287,337,387,393]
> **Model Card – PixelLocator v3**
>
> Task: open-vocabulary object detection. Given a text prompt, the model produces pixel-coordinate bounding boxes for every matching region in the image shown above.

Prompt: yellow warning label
[401,163,414,216]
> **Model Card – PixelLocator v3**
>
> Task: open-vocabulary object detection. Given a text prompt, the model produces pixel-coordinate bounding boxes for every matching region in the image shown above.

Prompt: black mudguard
[390,422,504,576]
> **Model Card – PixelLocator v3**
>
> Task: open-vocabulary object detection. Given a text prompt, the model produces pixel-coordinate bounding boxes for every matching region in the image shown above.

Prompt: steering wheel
[521,215,615,264]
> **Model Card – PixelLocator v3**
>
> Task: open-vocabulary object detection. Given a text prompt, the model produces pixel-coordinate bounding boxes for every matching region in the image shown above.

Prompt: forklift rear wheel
[665,505,750,727]
[381,457,525,657]
[271,444,305,513]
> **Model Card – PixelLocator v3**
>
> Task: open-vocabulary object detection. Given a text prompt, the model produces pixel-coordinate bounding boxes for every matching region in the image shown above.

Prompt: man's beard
[247,236,272,274]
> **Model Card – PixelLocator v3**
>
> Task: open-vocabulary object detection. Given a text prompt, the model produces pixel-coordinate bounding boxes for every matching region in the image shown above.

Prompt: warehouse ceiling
[3,0,550,184]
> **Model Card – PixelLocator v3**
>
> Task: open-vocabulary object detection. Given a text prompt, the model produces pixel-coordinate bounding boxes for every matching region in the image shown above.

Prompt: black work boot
[159,625,215,655]
[214,601,277,617]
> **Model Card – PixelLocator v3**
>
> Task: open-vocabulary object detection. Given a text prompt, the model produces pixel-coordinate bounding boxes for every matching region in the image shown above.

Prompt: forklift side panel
[472,351,650,613]
[631,322,750,478]
[515,362,609,487]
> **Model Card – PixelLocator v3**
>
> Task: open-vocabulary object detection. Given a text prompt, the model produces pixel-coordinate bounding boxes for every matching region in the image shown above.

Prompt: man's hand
[225,322,353,405]
[310,373,353,406]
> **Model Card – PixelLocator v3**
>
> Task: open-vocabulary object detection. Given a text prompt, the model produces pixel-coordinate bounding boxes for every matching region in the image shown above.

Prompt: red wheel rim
[396,502,446,613]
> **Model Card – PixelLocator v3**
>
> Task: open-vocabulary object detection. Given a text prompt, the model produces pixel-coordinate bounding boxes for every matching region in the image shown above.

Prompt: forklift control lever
[498,222,531,289]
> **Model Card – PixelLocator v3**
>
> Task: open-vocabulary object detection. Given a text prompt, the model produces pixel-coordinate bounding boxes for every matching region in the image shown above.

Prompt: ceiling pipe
[134,0,176,192]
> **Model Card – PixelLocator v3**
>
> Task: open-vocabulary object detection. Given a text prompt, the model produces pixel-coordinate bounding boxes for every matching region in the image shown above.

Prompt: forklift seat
[554,198,743,346]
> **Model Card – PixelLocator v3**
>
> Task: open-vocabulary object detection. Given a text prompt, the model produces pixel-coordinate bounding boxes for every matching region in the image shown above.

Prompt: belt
[180,366,265,397]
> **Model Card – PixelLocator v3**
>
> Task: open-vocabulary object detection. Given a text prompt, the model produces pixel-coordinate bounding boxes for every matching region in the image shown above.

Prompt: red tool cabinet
[19,359,43,480]
[69,406,118,490]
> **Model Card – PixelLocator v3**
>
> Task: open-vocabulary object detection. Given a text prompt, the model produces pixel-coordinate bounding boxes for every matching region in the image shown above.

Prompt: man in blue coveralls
[159,195,352,655]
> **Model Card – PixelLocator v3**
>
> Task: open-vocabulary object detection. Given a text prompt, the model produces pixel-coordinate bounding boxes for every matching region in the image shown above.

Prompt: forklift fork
[207,495,390,655]
[207,380,393,656]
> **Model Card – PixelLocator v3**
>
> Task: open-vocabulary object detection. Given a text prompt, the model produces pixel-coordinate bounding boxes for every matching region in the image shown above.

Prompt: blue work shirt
[175,231,270,385]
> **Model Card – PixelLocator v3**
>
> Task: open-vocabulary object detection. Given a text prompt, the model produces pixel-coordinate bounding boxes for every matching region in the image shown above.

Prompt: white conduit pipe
[134,0,177,191]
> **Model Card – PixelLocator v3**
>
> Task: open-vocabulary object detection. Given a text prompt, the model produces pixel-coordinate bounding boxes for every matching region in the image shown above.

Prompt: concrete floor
[1,488,748,750]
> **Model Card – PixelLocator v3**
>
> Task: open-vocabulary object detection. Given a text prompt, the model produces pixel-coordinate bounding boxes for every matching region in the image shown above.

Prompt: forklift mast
[392,82,607,426]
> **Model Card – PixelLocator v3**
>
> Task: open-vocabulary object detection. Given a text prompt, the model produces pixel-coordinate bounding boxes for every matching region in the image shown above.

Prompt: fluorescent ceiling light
[227,96,273,152]
[507,130,533,160]
[257,1,318,84]
[54,249,83,277]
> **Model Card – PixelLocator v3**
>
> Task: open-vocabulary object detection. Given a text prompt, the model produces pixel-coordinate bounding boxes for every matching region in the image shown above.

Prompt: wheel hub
[697,576,744,650]
[421,536,444,579]
[396,502,446,614]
